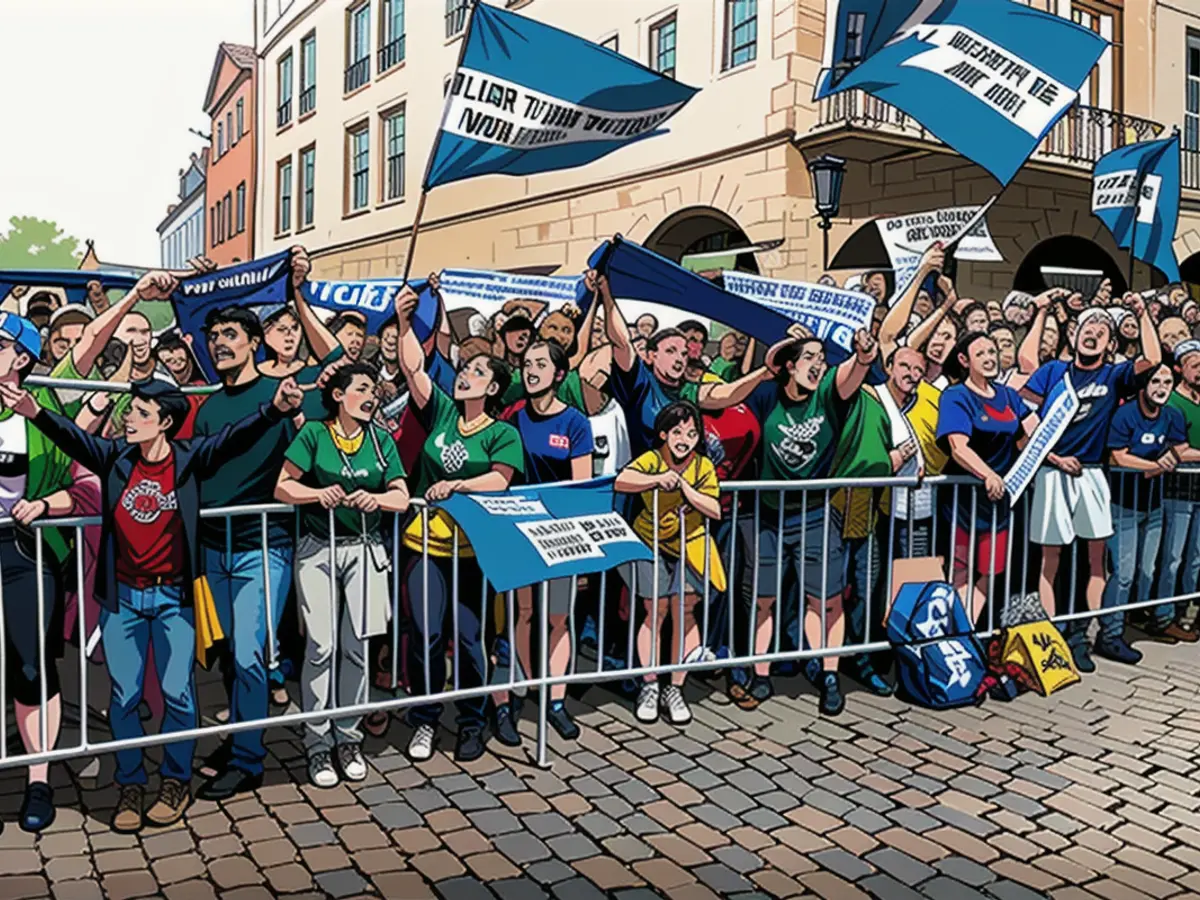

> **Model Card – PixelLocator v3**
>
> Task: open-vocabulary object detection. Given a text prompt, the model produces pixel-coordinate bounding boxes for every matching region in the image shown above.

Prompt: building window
[601,34,619,52]
[217,121,225,157]
[300,145,316,228]
[236,182,246,233]
[446,0,469,39]
[844,12,866,64]
[348,124,370,212]
[278,158,293,233]
[210,207,218,245]
[381,0,406,71]
[226,111,234,146]
[650,15,676,79]
[236,97,245,139]
[224,192,233,241]
[1071,1,1122,112]
[1189,35,1200,151]
[383,106,405,202]
[300,32,317,114]
[278,50,294,127]
[723,0,757,70]
[346,2,371,93]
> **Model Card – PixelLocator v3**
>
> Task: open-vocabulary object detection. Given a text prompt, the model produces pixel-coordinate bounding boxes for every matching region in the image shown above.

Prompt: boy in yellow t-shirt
[615,400,724,728]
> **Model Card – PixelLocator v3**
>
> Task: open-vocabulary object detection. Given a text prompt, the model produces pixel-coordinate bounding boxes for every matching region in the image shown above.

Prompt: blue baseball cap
[0,312,42,360]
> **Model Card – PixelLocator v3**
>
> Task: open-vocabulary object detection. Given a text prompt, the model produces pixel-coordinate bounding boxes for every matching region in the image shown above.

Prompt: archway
[642,206,760,274]
[1012,236,1128,296]
[1180,252,1200,300]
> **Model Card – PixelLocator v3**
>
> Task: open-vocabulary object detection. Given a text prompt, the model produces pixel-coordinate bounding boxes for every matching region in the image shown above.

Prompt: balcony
[344,57,370,94]
[814,89,1164,176]
[379,36,405,73]
[277,98,292,129]
[1186,149,1200,191]
[299,84,316,117]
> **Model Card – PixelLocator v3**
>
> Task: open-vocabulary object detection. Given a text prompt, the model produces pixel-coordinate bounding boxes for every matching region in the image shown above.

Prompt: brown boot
[1163,623,1200,644]
[146,778,190,827]
[111,784,144,834]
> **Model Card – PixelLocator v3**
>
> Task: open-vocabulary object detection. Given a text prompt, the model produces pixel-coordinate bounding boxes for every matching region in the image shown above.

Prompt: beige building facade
[253,0,1200,303]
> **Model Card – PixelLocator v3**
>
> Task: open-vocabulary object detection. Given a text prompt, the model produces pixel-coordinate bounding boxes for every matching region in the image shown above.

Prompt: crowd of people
[0,240,1197,838]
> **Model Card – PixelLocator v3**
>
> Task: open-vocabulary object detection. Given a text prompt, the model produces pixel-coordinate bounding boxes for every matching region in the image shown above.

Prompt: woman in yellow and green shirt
[615,400,724,728]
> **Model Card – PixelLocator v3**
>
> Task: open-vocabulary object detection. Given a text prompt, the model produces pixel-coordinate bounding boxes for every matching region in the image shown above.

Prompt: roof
[203,42,255,114]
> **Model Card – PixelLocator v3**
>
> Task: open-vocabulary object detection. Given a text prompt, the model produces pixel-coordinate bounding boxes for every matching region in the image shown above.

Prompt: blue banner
[585,238,794,344]
[435,477,652,592]
[721,271,875,352]
[816,0,1108,185]
[1092,135,1181,282]
[0,270,138,307]
[426,2,698,188]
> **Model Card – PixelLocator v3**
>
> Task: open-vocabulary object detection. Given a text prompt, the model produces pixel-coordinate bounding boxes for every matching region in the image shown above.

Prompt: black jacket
[33,403,294,612]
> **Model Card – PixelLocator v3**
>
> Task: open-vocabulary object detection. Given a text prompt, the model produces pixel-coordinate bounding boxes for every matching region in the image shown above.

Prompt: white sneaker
[661,685,693,725]
[407,724,435,762]
[337,743,367,782]
[308,751,339,788]
[635,683,661,723]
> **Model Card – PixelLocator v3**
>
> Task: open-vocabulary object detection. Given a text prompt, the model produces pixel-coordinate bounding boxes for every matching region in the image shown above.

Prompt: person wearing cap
[0,311,88,834]
[44,305,94,371]
[1020,291,1161,673]
[1151,339,1200,642]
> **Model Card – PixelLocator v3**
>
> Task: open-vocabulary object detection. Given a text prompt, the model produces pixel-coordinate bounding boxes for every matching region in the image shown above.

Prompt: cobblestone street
[1,638,1199,900]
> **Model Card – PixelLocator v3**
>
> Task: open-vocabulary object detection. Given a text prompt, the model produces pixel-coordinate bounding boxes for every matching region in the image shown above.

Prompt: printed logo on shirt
[549,434,571,451]
[123,481,179,524]
[705,428,726,466]
[435,433,470,474]
[983,403,1016,423]
[1070,382,1108,425]
[771,414,825,470]
[1140,432,1166,446]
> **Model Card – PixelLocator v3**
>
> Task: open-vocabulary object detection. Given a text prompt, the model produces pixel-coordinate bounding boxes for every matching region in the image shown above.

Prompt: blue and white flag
[816,0,1108,185]
[1003,372,1078,502]
[437,268,587,311]
[721,271,875,352]
[1092,135,1181,282]
[0,270,138,307]
[435,478,651,592]
[426,2,698,188]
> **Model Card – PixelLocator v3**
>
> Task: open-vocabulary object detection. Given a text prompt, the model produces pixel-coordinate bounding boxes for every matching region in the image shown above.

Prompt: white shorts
[1030,466,1113,545]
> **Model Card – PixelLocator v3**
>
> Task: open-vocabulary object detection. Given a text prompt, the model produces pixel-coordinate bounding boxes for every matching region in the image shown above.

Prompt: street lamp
[808,154,846,272]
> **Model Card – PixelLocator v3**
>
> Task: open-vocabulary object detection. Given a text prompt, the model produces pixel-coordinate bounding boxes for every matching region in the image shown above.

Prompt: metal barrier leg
[536,581,550,769]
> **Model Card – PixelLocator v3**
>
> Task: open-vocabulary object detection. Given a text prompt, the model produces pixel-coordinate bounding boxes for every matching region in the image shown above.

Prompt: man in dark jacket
[0,376,302,834]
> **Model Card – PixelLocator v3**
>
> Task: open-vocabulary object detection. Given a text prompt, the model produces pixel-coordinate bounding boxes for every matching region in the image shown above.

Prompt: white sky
[0,0,251,266]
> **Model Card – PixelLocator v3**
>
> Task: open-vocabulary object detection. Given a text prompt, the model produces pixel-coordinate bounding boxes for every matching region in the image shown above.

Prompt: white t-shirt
[589,398,631,478]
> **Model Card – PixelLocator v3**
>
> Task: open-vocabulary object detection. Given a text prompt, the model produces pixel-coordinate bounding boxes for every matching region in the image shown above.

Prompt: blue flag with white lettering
[426,2,698,188]
[816,0,1108,185]
[1091,135,1181,282]
[435,478,652,592]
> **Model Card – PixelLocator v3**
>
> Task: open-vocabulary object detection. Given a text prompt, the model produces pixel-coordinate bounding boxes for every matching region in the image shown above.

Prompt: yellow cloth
[328,422,365,455]
[193,576,224,669]
[1001,621,1080,696]
[629,450,727,593]
[403,510,474,559]
[910,380,948,475]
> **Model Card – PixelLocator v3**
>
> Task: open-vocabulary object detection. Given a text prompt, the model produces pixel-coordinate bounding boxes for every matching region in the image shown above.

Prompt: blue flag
[1092,135,1181,282]
[426,2,698,188]
[816,0,1108,185]
[0,270,138,307]
[434,478,652,592]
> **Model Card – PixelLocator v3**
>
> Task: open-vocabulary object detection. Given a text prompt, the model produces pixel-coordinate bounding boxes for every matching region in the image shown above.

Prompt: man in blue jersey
[1021,295,1160,672]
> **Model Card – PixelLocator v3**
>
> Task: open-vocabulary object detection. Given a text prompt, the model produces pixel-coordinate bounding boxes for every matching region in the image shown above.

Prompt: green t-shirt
[193,375,298,550]
[708,358,738,383]
[752,368,853,513]
[284,421,406,540]
[557,369,587,413]
[832,389,893,478]
[412,386,525,495]
[1168,391,1200,448]
[499,366,524,408]
[49,354,102,418]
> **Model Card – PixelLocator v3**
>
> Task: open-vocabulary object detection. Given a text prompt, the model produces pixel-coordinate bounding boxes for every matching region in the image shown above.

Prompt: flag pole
[401,0,481,283]
[1127,176,1140,292]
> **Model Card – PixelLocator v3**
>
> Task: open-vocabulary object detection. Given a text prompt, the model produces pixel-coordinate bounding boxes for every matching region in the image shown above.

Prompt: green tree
[0,216,81,269]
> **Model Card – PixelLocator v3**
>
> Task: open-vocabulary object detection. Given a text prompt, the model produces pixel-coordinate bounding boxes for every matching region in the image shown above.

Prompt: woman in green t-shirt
[275,363,409,789]
[394,286,524,765]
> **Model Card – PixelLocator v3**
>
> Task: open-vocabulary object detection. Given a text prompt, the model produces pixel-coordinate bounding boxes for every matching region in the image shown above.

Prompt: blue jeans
[204,545,293,776]
[102,583,196,786]
[1153,499,1200,628]
[845,531,883,651]
[1098,505,1163,643]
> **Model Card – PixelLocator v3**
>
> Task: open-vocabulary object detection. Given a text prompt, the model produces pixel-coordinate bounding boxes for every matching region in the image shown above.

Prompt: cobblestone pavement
[2,638,1200,900]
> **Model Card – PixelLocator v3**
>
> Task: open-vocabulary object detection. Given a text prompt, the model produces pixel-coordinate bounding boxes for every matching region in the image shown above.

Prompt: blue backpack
[887,582,987,710]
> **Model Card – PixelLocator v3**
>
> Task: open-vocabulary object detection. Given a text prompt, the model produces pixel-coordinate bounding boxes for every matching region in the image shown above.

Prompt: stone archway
[642,206,760,273]
[1012,235,1129,296]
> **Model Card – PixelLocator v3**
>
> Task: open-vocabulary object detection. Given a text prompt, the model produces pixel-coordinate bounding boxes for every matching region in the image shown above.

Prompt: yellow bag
[193,576,225,669]
[1000,620,1080,696]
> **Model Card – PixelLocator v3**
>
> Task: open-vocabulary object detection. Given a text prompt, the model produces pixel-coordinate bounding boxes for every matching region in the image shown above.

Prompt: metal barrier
[0,467,1197,775]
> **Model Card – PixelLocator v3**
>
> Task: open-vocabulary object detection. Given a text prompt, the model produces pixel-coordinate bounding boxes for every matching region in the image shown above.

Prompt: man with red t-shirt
[0,374,302,835]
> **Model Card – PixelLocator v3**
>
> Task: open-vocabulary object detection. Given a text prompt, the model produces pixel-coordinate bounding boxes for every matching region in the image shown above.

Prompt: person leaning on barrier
[1101,358,1192,665]
[0,368,303,835]
[393,284,524,764]
[275,362,409,789]
[0,312,95,834]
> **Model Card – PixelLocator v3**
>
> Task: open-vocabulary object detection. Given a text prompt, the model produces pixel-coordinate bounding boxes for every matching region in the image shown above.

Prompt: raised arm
[1129,293,1162,374]
[835,329,879,401]
[567,291,603,371]
[908,274,958,355]
[288,246,340,361]
[879,243,945,360]
[592,269,635,373]
[0,385,122,476]
[395,285,433,411]
[697,366,773,410]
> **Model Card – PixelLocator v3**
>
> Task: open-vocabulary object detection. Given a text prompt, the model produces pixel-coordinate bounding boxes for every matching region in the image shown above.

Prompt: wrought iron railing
[344,57,370,94]
[299,84,316,116]
[276,98,292,129]
[379,36,405,73]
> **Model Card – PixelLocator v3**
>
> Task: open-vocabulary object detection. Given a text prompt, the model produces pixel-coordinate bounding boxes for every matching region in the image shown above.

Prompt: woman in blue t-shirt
[936,332,1038,625]
[493,341,594,748]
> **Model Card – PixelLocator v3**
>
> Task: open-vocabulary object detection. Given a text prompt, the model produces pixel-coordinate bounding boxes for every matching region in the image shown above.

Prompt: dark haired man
[497,314,535,405]
[330,311,367,362]
[0,375,303,833]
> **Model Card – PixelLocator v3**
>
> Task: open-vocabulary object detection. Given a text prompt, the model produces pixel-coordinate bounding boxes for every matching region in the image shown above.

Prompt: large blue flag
[1092,135,1181,282]
[816,0,1108,186]
[426,2,698,188]
[434,478,651,592]
[0,270,138,307]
